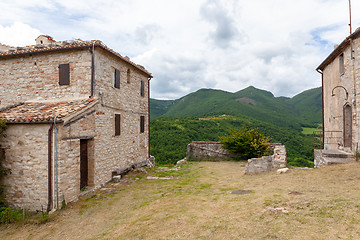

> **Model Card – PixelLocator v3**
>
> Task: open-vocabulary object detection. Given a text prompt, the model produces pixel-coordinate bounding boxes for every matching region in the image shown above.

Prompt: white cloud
[0,22,41,46]
[1,0,360,99]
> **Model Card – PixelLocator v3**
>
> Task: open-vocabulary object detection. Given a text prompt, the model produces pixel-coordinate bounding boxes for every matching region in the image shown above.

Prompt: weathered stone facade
[0,36,152,211]
[316,27,360,167]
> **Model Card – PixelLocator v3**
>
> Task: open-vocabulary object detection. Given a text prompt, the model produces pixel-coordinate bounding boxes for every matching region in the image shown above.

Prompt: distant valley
[150,86,322,167]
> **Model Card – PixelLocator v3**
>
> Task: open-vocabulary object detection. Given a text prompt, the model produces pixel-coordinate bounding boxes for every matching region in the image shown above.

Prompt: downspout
[47,123,54,212]
[53,114,61,209]
[148,77,151,158]
[350,38,357,151]
[317,68,324,149]
[90,42,95,98]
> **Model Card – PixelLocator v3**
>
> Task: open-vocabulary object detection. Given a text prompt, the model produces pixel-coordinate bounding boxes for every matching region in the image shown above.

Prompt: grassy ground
[1,161,360,239]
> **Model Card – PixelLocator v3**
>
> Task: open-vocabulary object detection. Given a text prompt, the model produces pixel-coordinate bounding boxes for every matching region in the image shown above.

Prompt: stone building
[315,27,360,167]
[0,35,153,211]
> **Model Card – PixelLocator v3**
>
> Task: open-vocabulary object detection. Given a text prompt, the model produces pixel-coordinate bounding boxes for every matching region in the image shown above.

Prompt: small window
[339,53,344,75]
[115,114,121,136]
[114,69,120,89]
[140,80,145,97]
[140,116,145,133]
[59,63,70,85]
[127,69,131,83]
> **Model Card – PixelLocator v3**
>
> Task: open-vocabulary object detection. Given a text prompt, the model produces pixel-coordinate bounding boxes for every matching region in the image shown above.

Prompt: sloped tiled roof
[0,39,152,78]
[0,98,96,123]
[317,27,360,71]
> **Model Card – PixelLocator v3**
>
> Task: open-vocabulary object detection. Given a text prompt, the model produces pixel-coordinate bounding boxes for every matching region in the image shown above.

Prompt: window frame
[115,114,121,136]
[59,63,70,85]
[339,53,345,75]
[140,116,145,133]
[114,68,120,89]
[140,80,145,97]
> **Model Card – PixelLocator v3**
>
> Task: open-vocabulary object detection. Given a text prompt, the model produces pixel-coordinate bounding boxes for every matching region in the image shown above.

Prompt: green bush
[0,207,22,224]
[219,127,270,159]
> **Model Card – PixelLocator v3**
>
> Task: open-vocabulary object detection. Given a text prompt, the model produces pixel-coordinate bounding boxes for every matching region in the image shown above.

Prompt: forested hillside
[150,86,322,167]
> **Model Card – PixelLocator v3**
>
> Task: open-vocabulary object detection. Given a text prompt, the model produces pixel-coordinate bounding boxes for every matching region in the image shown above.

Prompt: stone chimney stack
[35,35,56,46]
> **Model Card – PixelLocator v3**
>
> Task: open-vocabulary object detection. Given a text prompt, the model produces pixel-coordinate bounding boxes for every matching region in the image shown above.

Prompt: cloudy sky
[1,0,359,99]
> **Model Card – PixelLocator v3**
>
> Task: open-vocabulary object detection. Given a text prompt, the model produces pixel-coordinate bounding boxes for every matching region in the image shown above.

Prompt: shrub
[0,207,22,224]
[219,126,270,159]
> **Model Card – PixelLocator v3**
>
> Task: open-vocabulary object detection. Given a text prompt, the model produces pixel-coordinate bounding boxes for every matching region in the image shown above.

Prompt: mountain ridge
[150,86,322,127]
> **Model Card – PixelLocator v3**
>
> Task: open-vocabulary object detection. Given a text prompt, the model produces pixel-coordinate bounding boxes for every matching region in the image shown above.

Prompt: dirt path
[1,161,360,239]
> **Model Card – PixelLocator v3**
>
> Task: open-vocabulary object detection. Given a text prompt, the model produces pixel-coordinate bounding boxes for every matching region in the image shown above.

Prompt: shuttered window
[339,53,344,75]
[140,80,145,97]
[114,69,120,89]
[140,116,145,133]
[59,63,70,85]
[115,114,121,136]
[127,69,131,83]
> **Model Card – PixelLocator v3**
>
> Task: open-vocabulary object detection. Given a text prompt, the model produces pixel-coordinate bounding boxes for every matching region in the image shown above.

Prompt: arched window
[343,103,352,148]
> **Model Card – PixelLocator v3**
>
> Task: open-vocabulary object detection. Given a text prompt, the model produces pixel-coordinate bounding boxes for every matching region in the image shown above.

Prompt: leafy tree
[219,127,270,159]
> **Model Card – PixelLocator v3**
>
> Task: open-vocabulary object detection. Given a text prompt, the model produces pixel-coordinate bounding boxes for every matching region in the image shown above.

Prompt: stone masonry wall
[244,144,287,174]
[0,124,49,210]
[0,46,151,210]
[0,50,92,108]
[186,142,235,161]
[92,49,150,187]
[322,35,360,152]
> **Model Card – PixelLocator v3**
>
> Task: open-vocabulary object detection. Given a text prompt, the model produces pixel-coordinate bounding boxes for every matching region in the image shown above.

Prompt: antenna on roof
[348,0,352,34]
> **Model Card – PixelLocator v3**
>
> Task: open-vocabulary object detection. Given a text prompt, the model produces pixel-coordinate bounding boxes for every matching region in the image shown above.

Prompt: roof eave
[317,28,360,71]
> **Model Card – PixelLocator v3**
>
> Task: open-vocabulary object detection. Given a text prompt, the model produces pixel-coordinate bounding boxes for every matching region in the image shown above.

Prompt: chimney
[35,35,56,46]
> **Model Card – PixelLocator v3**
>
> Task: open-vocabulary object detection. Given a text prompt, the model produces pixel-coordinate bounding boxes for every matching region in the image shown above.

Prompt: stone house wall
[0,50,92,108]
[0,41,151,211]
[321,31,360,153]
[0,124,49,210]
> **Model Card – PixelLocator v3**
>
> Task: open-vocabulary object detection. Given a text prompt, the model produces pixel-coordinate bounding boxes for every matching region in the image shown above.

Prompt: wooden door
[343,105,352,148]
[80,139,88,189]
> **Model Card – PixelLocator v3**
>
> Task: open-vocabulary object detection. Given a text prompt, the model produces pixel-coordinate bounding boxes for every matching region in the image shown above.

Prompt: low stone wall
[244,144,287,174]
[186,141,287,173]
[186,142,235,161]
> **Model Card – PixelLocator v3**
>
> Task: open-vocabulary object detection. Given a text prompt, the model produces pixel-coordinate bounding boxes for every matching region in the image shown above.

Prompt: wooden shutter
[114,69,120,89]
[59,63,70,85]
[140,80,145,97]
[140,116,145,133]
[115,114,121,136]
[339,53,344,75]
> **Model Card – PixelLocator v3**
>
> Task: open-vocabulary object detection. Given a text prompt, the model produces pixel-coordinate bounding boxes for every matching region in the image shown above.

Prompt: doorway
[343,104,352,148]
[80,139,88,189]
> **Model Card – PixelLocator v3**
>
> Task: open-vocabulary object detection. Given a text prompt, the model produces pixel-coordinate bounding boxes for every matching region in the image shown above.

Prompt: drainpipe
[47,123,54,212]
[317,68,324,149]
[90,42,95,98]
[53,114,61,209]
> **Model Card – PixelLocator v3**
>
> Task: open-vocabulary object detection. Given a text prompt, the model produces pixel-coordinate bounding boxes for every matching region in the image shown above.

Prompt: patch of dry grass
[2,161,360,239]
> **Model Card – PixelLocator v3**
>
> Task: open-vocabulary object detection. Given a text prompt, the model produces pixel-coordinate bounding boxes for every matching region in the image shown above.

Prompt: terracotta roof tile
[0,98,96,123]
[0,39,152,77]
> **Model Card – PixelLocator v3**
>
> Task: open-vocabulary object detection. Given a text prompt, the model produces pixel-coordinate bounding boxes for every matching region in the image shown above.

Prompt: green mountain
[149,86,322,167]
[150,86,322,127]
[286,87,322,124]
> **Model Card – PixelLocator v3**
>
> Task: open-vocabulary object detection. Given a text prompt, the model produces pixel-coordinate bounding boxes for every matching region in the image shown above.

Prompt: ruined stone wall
[0,124,49,210]
[0,50,92,108]
[244,144,287,174]
[186,142,234,161]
